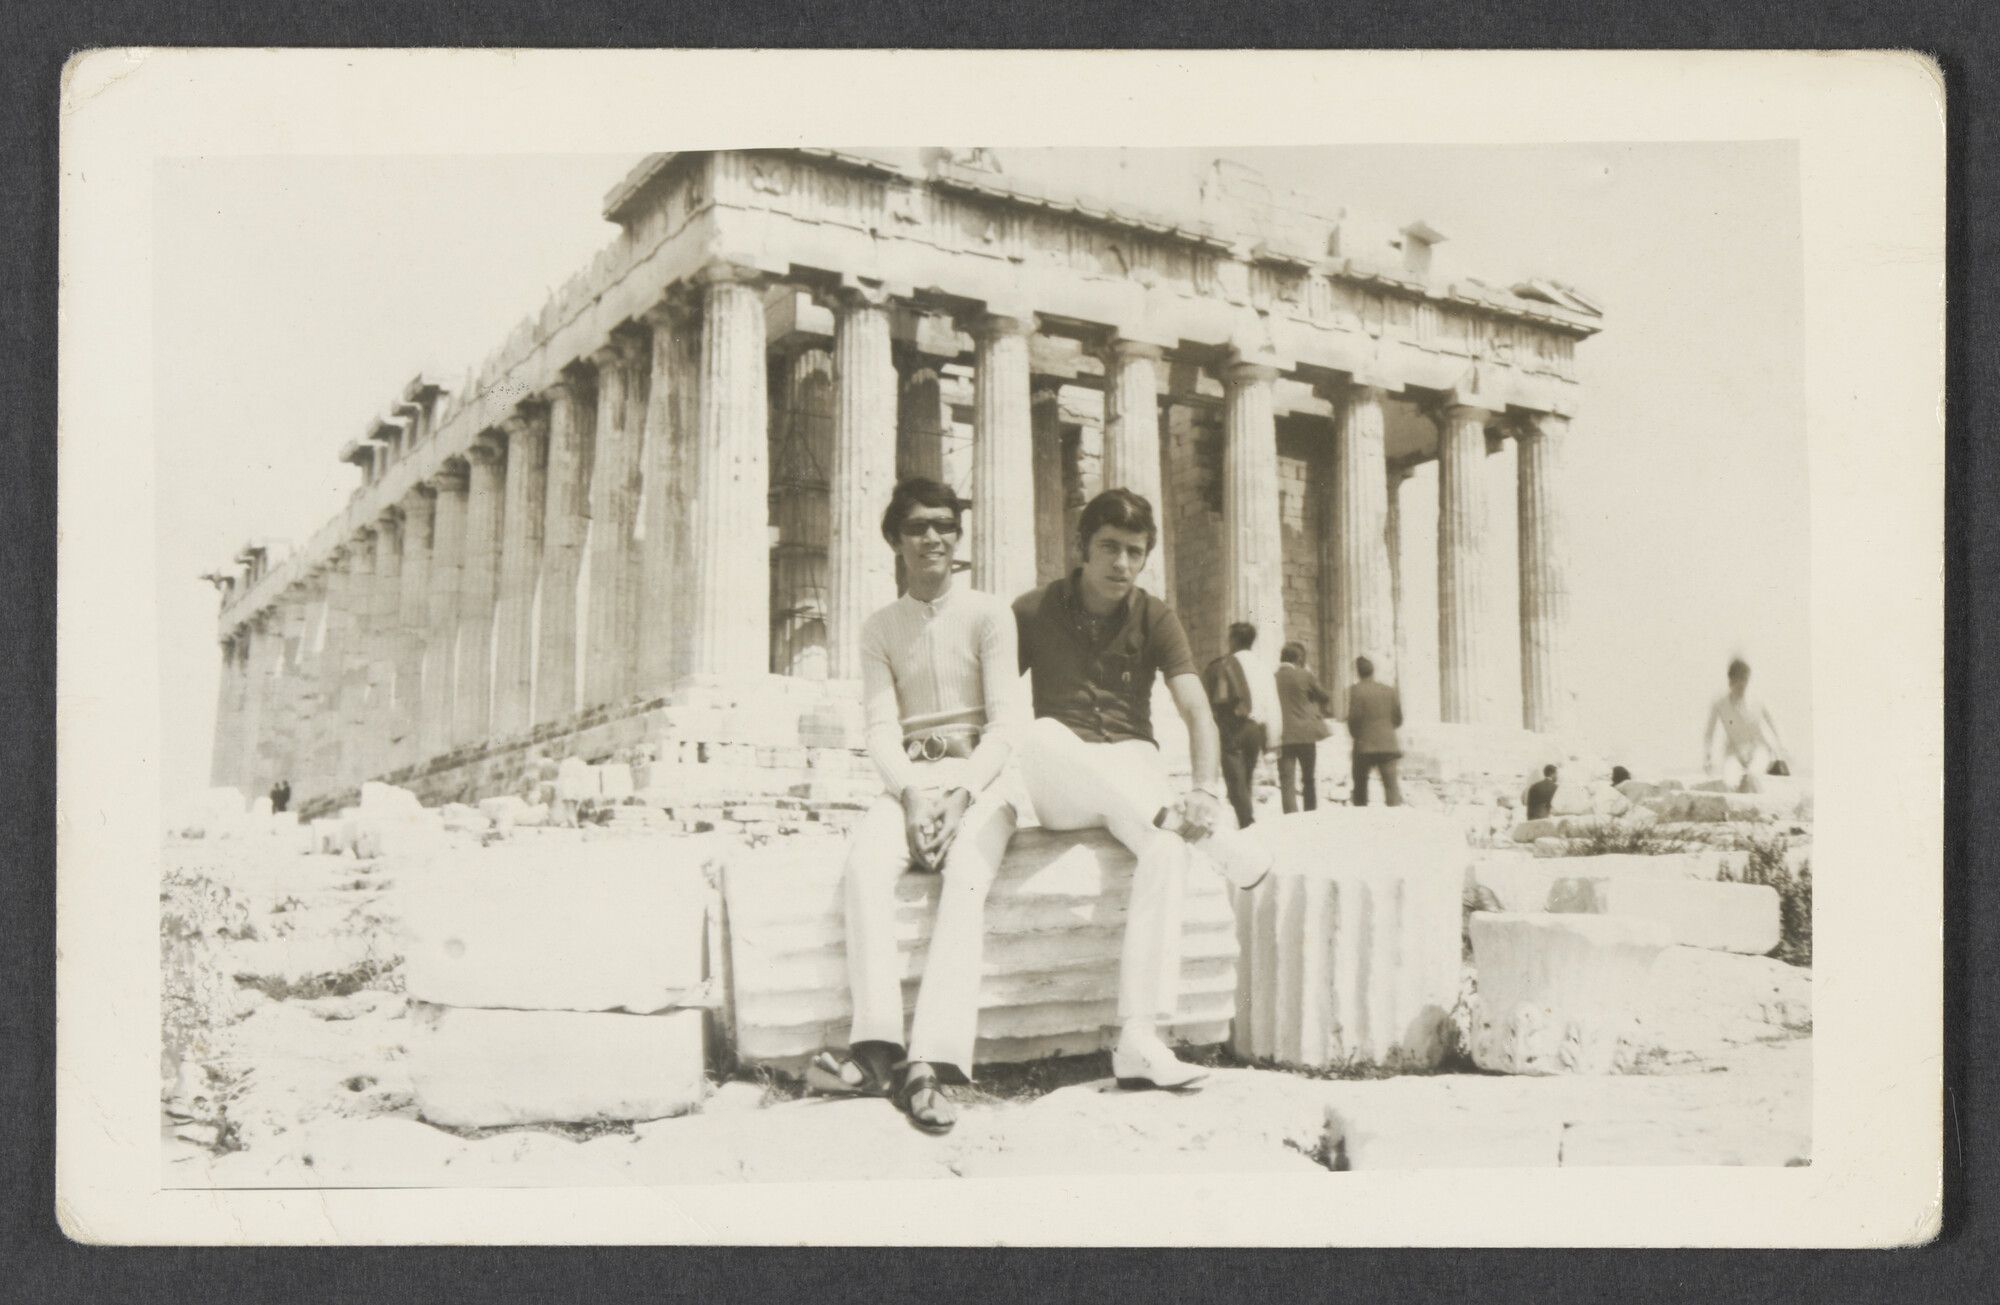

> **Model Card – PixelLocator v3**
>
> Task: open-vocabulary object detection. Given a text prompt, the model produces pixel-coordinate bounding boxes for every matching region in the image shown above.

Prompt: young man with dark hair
[1524,764,1558,821]
[1202,622,1270,828]
[1345,655,1404,807]
[1274,641,1332,813]
[1014,488,1270,1092]
[817,477,1024,1135]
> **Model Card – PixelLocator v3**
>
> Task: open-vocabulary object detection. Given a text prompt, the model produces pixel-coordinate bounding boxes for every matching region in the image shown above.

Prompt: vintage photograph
[156,141,1818,1187]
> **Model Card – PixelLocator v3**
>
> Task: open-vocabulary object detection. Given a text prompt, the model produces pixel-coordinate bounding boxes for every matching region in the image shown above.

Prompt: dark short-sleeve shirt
[1013,572,1196,746]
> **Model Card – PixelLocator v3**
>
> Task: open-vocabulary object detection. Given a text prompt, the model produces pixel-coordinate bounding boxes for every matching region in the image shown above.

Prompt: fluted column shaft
[340,536,376,785]
[971,314,1036,600]
[361,519,402,779]
[307,564,347,790]
[1517,412,1574,733]
[272,592,311,786]
[209,634,245,789]
[1386,463,1415,709]
[1031,382,1067,585]
[585,339,646,706]
[691,271,772,677]
[239,615,284,795]
[492,412,548,735]
[454,441,506,745]
[1326,384,1396,717]
[1102,340,1167,598]
[896,358,947,483]
[393,490,434,769]
[1437,404,1497,724]
[829,292,899,680]
[637,303,699,694]
[1222,361,1286,657]
[421,467,467,760]
[535,379,592,722]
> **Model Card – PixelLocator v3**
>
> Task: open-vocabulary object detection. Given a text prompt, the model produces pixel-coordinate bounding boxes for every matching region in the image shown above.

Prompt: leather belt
[904,729,980,762]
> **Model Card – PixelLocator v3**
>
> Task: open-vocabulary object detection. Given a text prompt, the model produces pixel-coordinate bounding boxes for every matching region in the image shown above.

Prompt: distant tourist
[1610,764,1631,787]
[1524,764,1558,820]
[809,478,1022,1137]
[1703,658,1791,793]
[1202,622,1272,829]
[1273,641,1331,813]
[268,780,290,814]
[1345,656,1403,807]
[1014,488,1269,1093]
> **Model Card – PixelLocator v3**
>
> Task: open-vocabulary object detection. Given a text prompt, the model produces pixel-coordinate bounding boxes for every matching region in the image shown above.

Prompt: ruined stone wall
[1166,402,1226,670]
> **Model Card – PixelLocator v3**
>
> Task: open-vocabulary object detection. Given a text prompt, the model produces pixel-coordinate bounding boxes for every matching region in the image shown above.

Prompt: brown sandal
[803,1042,898,1099]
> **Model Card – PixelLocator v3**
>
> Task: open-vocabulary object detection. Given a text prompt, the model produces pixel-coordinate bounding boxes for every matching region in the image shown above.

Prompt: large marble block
[723,826,1239,1069]
[1468,912,1674,1075]
[406,1002,706,1127]
[1548,876,1782,955]
[395,840,710,1013]
[1231,808,1467,1071]
[1468,851,1721,913]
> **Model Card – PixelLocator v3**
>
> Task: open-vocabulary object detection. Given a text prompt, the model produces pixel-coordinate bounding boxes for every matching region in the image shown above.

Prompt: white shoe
[1112,1036,1208,1091]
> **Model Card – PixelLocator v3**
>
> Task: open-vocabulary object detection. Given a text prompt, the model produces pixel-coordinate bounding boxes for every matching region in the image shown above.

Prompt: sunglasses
[897,518,962,540]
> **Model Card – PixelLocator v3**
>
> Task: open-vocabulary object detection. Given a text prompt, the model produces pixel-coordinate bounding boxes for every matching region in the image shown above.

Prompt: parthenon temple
[207,149,1602,813]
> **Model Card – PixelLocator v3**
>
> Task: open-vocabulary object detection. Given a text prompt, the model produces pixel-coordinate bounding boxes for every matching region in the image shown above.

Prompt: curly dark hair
[880,477,966,547]
[1075,488,1158,556]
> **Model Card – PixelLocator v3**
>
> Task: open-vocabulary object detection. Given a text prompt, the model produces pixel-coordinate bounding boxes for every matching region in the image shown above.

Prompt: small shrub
[1720,832,1812,967]
[1557,821,1711,858]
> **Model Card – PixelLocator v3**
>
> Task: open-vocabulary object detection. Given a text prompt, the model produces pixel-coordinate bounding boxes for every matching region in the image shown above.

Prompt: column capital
[694,260,770,291]
[399,481,436,513]
[971,310,1035,339]
[1512,408,1570,440]
[466,430,506,464]
[643,282,702,331]
[376,504,404,531]
[1031,377,1064,404]
[426,458,470,493]
[1102,336,1167,365]
[1223,357,1281,386]
[826,277,895,311]
[589,332,647,372]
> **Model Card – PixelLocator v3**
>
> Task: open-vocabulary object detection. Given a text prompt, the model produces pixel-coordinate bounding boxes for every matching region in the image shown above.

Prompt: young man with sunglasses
[1013,489,1271,1092]
[814,477,1024,1135]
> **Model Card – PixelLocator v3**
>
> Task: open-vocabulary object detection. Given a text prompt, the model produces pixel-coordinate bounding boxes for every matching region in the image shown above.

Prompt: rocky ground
[161,799,1812,1188]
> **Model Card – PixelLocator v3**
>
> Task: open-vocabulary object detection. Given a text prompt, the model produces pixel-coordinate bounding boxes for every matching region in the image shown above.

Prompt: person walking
[1273,641,1331,813]
[1345,656,1404,807]
[1202,623,1270,829]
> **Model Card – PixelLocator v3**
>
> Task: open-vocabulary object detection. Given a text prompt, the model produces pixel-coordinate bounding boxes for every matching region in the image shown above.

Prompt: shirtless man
[1703,658,1790,792]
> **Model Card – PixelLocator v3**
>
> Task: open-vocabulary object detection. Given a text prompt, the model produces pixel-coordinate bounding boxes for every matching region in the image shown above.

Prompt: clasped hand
[902,784,974,872]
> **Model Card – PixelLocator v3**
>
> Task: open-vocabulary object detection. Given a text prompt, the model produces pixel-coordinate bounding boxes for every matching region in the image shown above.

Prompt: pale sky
[155,144,1809,803]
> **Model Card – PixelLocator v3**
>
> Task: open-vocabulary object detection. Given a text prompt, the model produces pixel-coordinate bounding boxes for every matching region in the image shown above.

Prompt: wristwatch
[1193,783,1226,801]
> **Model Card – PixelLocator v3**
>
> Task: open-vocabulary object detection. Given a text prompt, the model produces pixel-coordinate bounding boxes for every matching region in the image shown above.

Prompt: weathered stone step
[1468,850,1723,914]
[1468,912,1676,1075]
[1548,876,1782,954]
[723,826,1239,1070]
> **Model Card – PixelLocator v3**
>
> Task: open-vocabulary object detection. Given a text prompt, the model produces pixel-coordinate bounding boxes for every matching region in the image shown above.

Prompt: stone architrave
[584,335,647,708]
[421,464,468,762]
[1100,339,1167,599]
[535,376,593,723]
[828,286,898,681]
[1325,382,1396,718]
[1031,381,1067,585]
[1516,411,1574,733]
[689,267,771,678]
[393,487,434,770]
[491,410,548,738]
[970,312,1037,601]
[636,297,698,696]
[455,438,506,745]
[1222,358,1286,656]
[1437,402,1498,724]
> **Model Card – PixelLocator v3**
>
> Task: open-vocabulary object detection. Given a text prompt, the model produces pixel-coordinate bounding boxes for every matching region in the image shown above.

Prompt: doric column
[770,348,831,680]
[271,589,312,788]
[454,437,506,745]
[362,515,403,780]
[584,335,647,707]
[339,533,376,786]
[492,409,548,736]
[1516,411,1574,733]
[420,464,467,760]
[896,355,947,483]
[1386,461,1416,701]
[1437,403,1498,724]
[209,632,245,790]
[1032,381,1067,585]
[690,267,772,677]
[393,488,434,770]
[637,297,699,695]
[971,312,1036,600]
[238,613,285,797]
[305,563,346,791]
[1222,359,1287,657]
[829,286,898,680]
[1102,339,1167,598]
[1323,382,1396,718]
[535,375,593,722]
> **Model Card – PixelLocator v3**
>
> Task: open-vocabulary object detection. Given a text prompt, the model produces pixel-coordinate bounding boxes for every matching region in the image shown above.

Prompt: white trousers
[1018,716,1194,1024]
[842,758,1017,1078]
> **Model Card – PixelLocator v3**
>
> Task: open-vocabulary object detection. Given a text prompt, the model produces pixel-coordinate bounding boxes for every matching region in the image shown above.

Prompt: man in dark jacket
[1274,641,1331,813]
[1345,656,1403,807]
[1202,623,1267,829]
